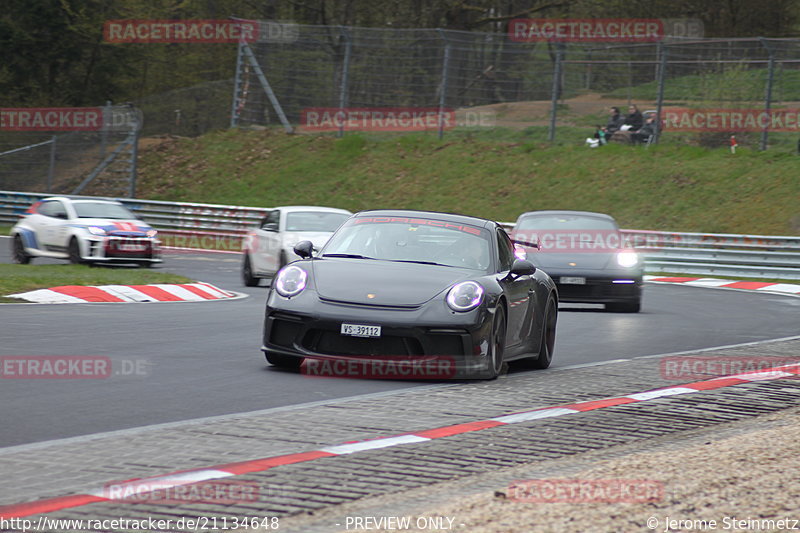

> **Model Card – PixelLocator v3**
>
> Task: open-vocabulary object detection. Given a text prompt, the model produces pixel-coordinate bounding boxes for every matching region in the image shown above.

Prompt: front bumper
[262,290,498,379]
[547,270,643,304]
[83,236,162,264]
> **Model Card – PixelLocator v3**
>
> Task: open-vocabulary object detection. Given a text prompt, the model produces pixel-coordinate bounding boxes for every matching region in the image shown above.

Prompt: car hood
[528,252,615,271]
[73,218,153,236]
[311,259,470,307]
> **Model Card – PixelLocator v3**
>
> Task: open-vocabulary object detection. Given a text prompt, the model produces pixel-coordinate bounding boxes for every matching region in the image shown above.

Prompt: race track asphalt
[1,241,798,448]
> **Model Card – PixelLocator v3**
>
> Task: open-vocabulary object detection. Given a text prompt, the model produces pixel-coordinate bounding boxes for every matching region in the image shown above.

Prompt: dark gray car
[511,210,643,312]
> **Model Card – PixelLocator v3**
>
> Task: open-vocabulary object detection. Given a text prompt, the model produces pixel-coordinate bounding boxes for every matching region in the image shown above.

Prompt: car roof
[516,210,617,222]
[274,206,352,214]
[353,209,495,229]
[41,196,122,205]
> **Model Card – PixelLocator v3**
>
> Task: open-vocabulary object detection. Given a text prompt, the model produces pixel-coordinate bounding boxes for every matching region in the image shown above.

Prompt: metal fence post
[653,42,668,144]
[230,39,245,128]
[101,100,111,159]
[437,29,451,140]
[241,42,294,133]
[129,127,139,198]
[337,27,352,138]
[547,43,564,142]
[759,38,775,151]
[47,135,57,193]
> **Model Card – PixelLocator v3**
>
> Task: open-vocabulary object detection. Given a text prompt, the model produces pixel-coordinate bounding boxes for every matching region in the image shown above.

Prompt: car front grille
[557,280,639,300]
[303,329,423,357]
[104,238,153,258]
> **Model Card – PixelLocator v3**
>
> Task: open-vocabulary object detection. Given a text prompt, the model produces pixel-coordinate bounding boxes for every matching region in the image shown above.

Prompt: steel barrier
[2,190,799,279]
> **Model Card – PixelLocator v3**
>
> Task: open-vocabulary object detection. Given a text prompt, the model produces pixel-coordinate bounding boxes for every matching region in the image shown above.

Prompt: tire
[606,300,641,313]
[67,238,84,265]
[12,234,32,264]
[242,254,260,287]
[265,351,302,369]
[531,295,557,369]
[487,306,507,379]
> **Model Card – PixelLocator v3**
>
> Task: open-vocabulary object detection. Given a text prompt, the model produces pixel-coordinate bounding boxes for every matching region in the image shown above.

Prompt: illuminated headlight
[274,265,307,298]
[87,226,106,236]
[146,229,158,238]
[446,281,484,312]
[616,251,640,268]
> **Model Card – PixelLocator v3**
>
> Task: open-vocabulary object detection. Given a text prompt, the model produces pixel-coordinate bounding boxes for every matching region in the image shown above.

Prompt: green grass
[137,128,800,236]
[0,226,11,236]
[605,68,800,102]
[0,264,192,303]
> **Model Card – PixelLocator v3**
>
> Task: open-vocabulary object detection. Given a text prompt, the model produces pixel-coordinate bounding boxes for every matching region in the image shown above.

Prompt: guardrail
[2,190,799,280]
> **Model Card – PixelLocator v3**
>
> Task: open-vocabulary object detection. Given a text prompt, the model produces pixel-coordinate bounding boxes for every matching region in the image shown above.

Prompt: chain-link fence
[231,23,800,150]
[5,23,800,198]
[0,105,141,197]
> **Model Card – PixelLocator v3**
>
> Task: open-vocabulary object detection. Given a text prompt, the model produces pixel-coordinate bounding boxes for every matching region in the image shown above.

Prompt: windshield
[514,214,625,253]
[285,211,350,232]
[322,217,492,270]
[73,202,138,220]
[516,214,618,231]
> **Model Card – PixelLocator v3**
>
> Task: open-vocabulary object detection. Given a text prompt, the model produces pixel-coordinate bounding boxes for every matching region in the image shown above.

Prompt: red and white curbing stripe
[1,362,799,519]
[7,282,239,304]
[646,275,800,295]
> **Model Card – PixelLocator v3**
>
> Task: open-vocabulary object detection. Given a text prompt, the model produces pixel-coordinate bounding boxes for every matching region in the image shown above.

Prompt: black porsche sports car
[261,210,558,379]
[511,210,643,312]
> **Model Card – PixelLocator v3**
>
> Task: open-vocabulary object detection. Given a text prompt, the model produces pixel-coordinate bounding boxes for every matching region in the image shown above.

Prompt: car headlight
[146,229,157,238]
[616,251,639,268]
[446,281,484,312]
[274,265,307,298]
[87,226,106,236]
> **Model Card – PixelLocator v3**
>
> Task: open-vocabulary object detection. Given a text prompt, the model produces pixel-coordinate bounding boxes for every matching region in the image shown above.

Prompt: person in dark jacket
[623,104,644,131]
[631,114,656,144]
[606,106,625,133]
[605,106,624,138]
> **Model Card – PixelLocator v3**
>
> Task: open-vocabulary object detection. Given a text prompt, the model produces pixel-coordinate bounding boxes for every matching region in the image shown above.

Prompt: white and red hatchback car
[10,196,162,267]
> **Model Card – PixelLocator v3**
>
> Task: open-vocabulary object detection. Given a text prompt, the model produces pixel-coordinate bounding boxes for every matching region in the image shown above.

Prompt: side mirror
[262,222,279,232]
[293,240,314,259]
[510,258,536,277]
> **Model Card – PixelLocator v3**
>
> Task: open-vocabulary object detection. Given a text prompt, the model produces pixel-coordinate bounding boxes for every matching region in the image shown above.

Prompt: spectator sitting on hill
[631,114,656,144]
[594,124,612,146]
[604,106,624,140]
[622,104,644,131]
[585,125,608,147]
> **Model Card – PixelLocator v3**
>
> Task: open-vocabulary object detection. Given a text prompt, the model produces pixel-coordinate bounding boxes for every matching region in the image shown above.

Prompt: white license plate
[341,323,381,338]
[560,276,586,285]
[118,243,146,251]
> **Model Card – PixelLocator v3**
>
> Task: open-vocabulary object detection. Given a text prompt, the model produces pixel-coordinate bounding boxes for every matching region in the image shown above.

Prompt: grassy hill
[136,128,800,235]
